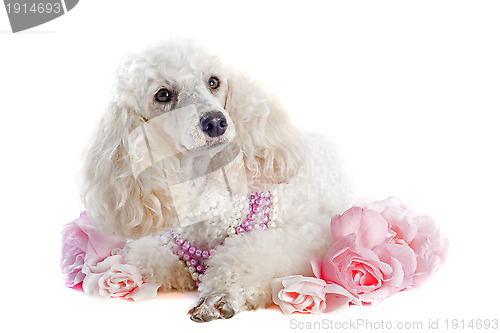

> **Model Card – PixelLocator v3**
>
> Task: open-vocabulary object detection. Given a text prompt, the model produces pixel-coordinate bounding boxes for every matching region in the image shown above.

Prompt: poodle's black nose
[199,111,228,137]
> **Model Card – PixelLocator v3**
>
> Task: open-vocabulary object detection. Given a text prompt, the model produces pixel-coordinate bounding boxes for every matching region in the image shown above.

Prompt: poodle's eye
[155,88,171,102]
[208,77,220,90]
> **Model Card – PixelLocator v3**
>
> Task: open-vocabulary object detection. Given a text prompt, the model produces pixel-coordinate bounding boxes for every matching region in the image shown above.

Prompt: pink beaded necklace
[166,191,277,287]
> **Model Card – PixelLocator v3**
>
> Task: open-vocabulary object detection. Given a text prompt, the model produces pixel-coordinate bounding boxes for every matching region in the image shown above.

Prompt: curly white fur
[79,39,354,321]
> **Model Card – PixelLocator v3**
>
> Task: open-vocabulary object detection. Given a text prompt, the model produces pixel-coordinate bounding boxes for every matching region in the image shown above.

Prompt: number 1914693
[444,319,498,330]
[6,2,62,14]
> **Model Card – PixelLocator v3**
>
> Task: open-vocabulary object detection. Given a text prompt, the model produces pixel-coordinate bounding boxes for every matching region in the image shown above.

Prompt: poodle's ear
[225,68,306,189]
[79,103,175,239]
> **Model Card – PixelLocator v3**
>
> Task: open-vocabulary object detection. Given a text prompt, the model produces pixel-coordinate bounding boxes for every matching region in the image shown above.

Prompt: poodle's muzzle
[127,103,247,226]
[128,104,236,180]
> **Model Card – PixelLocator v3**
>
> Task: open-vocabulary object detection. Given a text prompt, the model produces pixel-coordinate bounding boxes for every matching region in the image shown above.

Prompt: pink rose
[359,197,418,242]
[312,207,418,304]
[361,197,449,287]
[404,215,449,286]
[82,253,160,301]
[61,212,126,288]
[272,275,360,315]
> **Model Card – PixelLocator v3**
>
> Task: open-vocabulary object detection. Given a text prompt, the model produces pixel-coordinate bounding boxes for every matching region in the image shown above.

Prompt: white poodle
[80,39,354,321]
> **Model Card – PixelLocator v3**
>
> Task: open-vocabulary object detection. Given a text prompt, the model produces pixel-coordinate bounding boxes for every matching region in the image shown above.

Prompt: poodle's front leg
[124,236,195,291]
[189,223,331,322]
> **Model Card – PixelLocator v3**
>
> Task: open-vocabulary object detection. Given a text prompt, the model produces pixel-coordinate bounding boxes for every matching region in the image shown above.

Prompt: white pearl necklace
[161,191,278,286]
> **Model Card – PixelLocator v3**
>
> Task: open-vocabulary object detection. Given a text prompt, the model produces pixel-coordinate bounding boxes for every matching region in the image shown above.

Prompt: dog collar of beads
[165,191,278,287]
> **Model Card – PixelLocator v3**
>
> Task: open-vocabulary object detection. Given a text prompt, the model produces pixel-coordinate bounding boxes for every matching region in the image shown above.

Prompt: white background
[1,1,499,332]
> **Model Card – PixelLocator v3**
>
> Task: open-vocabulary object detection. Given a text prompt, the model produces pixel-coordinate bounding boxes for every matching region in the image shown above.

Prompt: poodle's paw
[188,294,236,322]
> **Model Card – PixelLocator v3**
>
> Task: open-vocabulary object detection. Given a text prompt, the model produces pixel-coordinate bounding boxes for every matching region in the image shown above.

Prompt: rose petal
[283,279,326,296]
[374,243,417,290]
[323,283,361,307]
[126,283,161,301]
[359,286,390,304]
[331,207,389,249]
[355,247,394,277]
[410,216,449,287]
[83,227,126,260]
[272,278,302,315]
[82,271,104,296]
[310,258,323,279]
[321,235,356,284]
[272,276,329,315]
[83,255,124,275]
[361,197,418,243]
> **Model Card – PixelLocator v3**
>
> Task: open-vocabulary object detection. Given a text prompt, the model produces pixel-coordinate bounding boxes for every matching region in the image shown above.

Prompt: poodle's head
[80,39,305,238]
[115,40,235,153]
